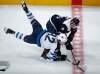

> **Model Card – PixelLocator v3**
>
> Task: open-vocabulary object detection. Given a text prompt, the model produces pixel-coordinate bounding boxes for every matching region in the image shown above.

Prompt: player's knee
[24,36,34,44]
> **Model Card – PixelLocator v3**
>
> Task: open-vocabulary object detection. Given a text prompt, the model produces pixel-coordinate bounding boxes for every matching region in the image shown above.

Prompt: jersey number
[45,34,56,43]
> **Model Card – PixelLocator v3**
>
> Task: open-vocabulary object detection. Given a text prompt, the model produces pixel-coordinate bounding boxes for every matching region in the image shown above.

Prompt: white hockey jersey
[40,32,57,50]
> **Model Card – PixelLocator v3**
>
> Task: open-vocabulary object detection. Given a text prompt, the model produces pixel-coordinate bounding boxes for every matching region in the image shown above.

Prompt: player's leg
[4,2,43,44]
[4,27,35,44]
[21,3,53,58]
[46,41,67,61]
[46,41,60,61]
[41,49,50,59]
[4,27,24,40]
[21,2,43,34]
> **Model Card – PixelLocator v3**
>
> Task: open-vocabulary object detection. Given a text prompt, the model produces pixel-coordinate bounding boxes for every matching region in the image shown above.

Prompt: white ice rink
[0,5,100,74]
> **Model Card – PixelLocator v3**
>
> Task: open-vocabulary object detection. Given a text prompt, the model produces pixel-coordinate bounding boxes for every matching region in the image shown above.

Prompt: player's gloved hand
[70,17,80,29]
[21,2,29,13]
[65,42,73,50]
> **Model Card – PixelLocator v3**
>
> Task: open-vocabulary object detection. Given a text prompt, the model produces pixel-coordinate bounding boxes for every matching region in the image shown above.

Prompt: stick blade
[0,61,10,72]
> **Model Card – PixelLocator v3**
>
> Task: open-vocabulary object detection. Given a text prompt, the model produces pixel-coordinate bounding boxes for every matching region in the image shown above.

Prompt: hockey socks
[15,32,24,39]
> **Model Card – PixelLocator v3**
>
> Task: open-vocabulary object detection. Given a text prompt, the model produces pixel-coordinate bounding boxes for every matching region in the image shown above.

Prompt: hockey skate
[4,27,15,34]
[21,1,29,13]
[46,50,67,61]
[41,49,50,59]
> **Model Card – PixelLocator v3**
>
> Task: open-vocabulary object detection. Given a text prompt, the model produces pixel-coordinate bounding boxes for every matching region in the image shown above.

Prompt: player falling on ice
[4,2,80,61]
[4,2,68,61]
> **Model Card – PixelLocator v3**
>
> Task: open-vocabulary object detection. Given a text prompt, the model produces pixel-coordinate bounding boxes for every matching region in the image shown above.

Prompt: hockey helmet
[46,14,68,34]
[60,24,69,33]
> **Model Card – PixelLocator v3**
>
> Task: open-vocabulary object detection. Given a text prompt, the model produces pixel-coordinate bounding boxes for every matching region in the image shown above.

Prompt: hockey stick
[66,56,85,72]
[70,50,85,72]
[71,50,80,65]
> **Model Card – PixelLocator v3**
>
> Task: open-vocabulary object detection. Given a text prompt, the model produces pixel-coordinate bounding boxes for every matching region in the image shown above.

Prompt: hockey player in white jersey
[4,2,69,61]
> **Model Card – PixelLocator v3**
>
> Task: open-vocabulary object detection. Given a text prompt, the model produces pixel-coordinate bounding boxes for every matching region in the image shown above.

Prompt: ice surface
[0,5,100,74]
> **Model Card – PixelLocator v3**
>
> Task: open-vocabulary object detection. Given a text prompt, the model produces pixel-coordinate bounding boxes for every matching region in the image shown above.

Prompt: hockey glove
[66,42,73,50]
[21,2,29,13]
[70,17,80,29]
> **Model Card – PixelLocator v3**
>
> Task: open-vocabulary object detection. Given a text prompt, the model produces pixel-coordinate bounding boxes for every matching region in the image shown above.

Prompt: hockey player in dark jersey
[42,17,80,60]
[42,13,80,60]
[4,2,69,61]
